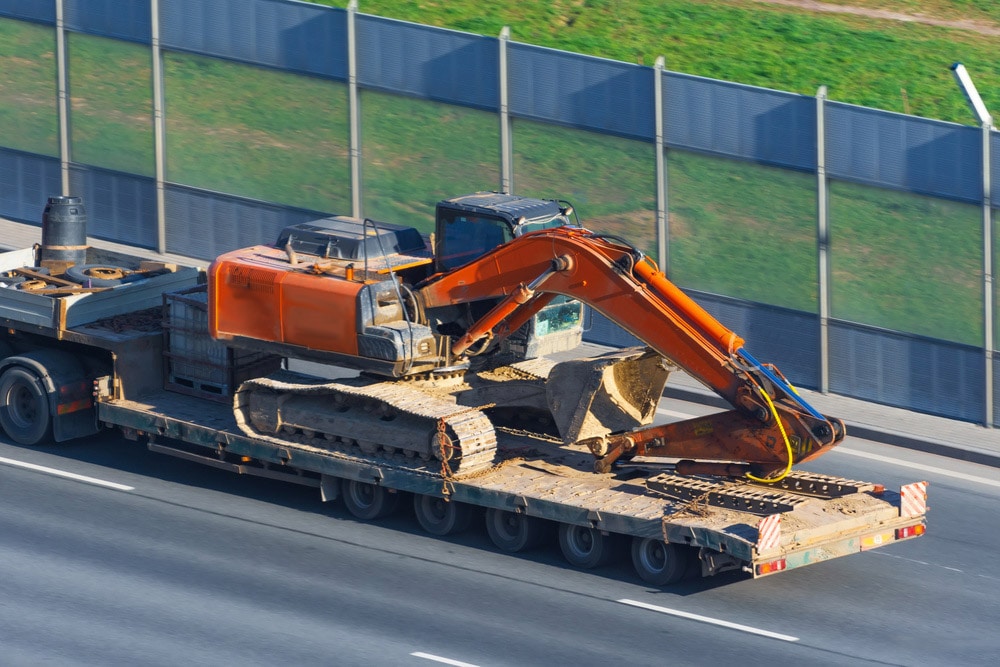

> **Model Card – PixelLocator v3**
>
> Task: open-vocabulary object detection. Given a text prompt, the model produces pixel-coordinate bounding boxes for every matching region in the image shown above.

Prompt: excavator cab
[433,193,583,358]
[434,192,574,271]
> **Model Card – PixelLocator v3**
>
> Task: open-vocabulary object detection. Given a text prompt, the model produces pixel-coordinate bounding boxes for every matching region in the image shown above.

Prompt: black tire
[0,366,53,446]
[485,507,547,553]
[2,267,48,288]
[65,264,131,288]
[630,537,691,586]
[558,523,616,569]
[413,494,473,536]
[341,479,400,520]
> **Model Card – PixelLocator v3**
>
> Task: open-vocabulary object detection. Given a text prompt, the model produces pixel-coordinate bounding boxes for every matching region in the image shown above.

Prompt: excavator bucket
[546,347,674,444]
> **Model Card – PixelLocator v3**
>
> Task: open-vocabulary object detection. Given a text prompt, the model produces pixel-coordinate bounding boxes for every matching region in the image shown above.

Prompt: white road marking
[0,455,134,491]
[618,599,799,642]
[833,448,1000,488]
[411,652,479,667]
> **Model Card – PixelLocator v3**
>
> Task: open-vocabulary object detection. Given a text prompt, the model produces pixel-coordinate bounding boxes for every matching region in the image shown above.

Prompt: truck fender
[0,349,99,442]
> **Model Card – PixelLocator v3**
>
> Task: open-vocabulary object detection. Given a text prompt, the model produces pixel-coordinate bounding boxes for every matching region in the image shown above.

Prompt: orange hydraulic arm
[417,226,845,478]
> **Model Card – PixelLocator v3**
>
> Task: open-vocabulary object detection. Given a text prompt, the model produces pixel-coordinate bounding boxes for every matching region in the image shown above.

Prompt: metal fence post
[982,121,994,426]
[499,26,512,194]
[55,0,70,194]
[816,85,830,394]
[151,0,167,254]
[347,0,362,217]
[654,56,668,272]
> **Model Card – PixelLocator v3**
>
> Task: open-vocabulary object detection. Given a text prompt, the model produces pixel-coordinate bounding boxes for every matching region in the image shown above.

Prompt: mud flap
[546,347,674,443]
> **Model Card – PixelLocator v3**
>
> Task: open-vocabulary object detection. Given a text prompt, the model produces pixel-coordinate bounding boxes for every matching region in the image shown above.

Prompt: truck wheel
[0,366,53,446]
[485,508,546,552]
[342,479,400,520]
[631,537,691,586]
[414,494,473,536]
[558,523,615,569]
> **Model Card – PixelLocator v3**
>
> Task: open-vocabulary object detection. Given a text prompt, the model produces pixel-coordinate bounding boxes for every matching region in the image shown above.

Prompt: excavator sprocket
[234,370,498,475]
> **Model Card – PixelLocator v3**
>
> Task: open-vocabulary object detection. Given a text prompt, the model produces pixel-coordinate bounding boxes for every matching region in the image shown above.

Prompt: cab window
[438,212,512,270]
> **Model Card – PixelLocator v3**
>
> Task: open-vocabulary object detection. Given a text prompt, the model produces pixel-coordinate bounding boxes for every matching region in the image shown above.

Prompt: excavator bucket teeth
[546,347,674,444]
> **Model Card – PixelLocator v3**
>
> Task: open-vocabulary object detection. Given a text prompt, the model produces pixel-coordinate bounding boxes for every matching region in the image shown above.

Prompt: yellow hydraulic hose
[745,385,794,483]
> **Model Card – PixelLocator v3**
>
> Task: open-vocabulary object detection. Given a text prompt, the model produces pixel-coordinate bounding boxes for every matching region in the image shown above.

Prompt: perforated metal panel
[992,131,1000,203]
[696,293,820,389]
[164,185,325,260]
[994,351,1000,427]
[161,0,347,80]
[65,0,150,43]
[663,73,815,170]
[0,1,55,23]
[68,166,157,248]
[509,43,654,140]
[829,321,984,422]
[584,292,820,390]
[826,103,981,203]
[356,15,498,110]
[0,149,61,224]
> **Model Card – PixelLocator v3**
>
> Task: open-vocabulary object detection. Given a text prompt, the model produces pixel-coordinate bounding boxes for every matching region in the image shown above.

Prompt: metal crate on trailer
[163,285,282,402]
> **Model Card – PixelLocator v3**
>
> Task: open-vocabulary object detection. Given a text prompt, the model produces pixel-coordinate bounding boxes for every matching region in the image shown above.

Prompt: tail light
[756,558,787,576]
[896,523,926,539]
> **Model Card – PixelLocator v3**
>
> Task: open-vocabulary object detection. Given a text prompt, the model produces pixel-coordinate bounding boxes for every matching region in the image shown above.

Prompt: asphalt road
[1,402,999,666]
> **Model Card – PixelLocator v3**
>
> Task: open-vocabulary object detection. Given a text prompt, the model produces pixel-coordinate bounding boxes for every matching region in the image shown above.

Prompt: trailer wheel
[485,508,546,552]
[631,537,690,586]
[342,480,400,520]
[558,523,616,569]
[0,366,53,446]
[65,264,131,287]
[414,494,473,536]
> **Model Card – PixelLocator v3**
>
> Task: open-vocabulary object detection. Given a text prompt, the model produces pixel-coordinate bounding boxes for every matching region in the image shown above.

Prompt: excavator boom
[417,226,845,476]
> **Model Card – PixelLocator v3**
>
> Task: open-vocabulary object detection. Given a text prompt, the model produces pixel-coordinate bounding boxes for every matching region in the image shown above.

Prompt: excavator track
[234,370,498,475]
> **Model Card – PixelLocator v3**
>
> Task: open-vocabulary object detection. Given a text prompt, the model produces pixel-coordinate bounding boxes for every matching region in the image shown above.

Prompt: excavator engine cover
[546,347,673,443]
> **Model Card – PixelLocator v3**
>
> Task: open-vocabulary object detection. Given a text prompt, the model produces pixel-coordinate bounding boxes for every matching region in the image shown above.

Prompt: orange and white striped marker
[900,481,928,518]
[757,513,782,551]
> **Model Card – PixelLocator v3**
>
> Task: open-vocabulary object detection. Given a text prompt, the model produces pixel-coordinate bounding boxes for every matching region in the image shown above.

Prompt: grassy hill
[312,0,1000,125]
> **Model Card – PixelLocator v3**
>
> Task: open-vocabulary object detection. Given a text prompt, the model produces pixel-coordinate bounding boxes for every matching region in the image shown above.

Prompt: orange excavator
[208,192,844,478]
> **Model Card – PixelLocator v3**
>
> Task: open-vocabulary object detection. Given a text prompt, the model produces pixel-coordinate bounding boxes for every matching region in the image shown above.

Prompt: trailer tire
[65,264,131,287]
[0,366,53,446]
[630,537,690,586]
[558,523,616,569]
[485,508,546,553]
[414,494,473,536]
[342,479,400,520]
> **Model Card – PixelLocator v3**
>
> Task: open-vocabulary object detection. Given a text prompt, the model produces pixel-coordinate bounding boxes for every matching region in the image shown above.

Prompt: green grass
[360,91,500,232]
[68,33,154,175]
[162,53,351,213]
[0,18,57,156]
[667,151,818,312]
[0,4,994,345]
[314,0,1000,125]
[829,181,982,344]
[512,119,658,256]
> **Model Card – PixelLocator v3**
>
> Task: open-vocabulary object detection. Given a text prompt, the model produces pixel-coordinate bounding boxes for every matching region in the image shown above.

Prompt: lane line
[0,455,134,491]
[618,599,799,642]
[832,448,1000,488]
[411,653,479,667]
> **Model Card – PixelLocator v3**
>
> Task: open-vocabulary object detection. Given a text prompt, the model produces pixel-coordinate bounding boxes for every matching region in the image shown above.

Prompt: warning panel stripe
[757,513,782,551]
[900,481,928,518]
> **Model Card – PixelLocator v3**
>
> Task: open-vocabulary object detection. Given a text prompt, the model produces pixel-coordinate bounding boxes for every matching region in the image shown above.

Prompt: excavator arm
[417,226,845,477]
